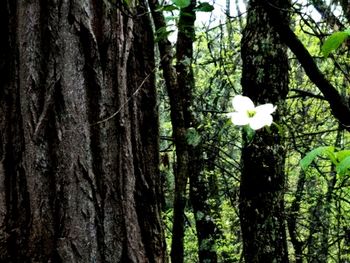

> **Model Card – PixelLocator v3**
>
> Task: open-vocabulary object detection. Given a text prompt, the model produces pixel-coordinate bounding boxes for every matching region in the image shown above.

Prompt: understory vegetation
[158,0,350,261]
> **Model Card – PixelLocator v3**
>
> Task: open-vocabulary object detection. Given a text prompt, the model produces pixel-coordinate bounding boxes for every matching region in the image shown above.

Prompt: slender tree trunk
[287,170,306,263]
[148,1,189,262]
[176,3,218,262]
[239,0,290,262]
[149,1,218,261]
[0,1,166,262]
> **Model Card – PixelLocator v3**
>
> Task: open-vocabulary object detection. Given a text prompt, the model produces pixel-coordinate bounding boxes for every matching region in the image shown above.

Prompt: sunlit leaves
[300,146,335,171]
[336,156,350,176]
[321,29,350,57]
[158,1,213,12]
[301,147,350,176]
[162,4,179,11]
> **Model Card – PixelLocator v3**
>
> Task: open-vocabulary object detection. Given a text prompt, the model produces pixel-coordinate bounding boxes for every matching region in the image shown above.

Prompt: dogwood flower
[227,95,276,130]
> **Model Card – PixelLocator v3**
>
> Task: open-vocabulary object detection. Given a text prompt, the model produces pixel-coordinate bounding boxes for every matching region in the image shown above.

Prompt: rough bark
[0,1,165,262]
[239,0,290,262]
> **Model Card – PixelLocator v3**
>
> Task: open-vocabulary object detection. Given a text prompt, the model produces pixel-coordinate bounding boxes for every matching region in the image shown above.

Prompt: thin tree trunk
[287,170,306,263]
[0,1,166,262]
[176,2,218,262]
[239,0,290,262]
[148,1,189,262]
[149,1,218,261]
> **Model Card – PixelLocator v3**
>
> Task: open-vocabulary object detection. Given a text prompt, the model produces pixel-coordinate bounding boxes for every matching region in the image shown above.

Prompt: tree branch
[264,2,350,130]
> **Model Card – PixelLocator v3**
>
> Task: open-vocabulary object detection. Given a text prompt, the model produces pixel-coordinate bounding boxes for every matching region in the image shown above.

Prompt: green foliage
[161,4,179,11]
[336,155,350,176]
[321,30,350,57]
[172,0,191,8]
[158,3,350,262]
[157,0,214,13]
[300,146,335,171]
[243,125,255,144]
[301,146,350,177]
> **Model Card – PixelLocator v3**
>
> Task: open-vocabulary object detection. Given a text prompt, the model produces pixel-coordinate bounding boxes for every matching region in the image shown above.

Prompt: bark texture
[0,1,165,262]
[239,0,290,262]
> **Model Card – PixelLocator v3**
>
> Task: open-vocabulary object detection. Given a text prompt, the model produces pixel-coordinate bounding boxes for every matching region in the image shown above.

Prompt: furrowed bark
[0,0,165,262]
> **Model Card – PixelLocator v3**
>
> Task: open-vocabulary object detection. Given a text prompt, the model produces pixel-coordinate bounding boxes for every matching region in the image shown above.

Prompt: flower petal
[249,113,273,130]
[227,112,250,126]
[255,103,276,115]
[232,95,255,112]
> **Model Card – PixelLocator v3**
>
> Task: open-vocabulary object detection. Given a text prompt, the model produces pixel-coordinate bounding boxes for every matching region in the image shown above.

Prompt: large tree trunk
[0,1,166,262]
[239,0,290,262]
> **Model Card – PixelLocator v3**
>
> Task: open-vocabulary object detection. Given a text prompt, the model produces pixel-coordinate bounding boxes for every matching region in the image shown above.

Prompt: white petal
[228,112,250,126]
[249,114,273,130]
[232,95,255,112]
[255,103,276,115]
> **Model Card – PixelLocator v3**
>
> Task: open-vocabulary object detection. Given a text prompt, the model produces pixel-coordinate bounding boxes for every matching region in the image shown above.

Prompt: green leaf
[186,127,201,146]
[300,146,335,170]
[243,125,255,144]
[321,31,349,57]
[172,0,191,8]
[336,156,350,176]
[162,4,179,11]
[335,150,350,162]
[195,2,214,12]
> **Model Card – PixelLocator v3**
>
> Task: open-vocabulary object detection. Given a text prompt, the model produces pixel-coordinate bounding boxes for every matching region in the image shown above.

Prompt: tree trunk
[239,0,290,262]
[176,3,218,262]
[0,1,166,262]
[148,1,189,262]
[287,170,306,263]
[149,1,219,261]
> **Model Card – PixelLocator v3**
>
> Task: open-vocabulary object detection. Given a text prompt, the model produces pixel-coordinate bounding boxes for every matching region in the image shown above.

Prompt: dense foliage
[157,0,350,262]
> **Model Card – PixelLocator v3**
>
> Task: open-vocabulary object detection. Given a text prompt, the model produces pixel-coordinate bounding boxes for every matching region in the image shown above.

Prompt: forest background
[158,0,350,262]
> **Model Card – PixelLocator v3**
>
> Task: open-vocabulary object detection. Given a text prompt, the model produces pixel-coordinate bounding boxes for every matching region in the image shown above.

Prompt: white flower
[227,95,276,130]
